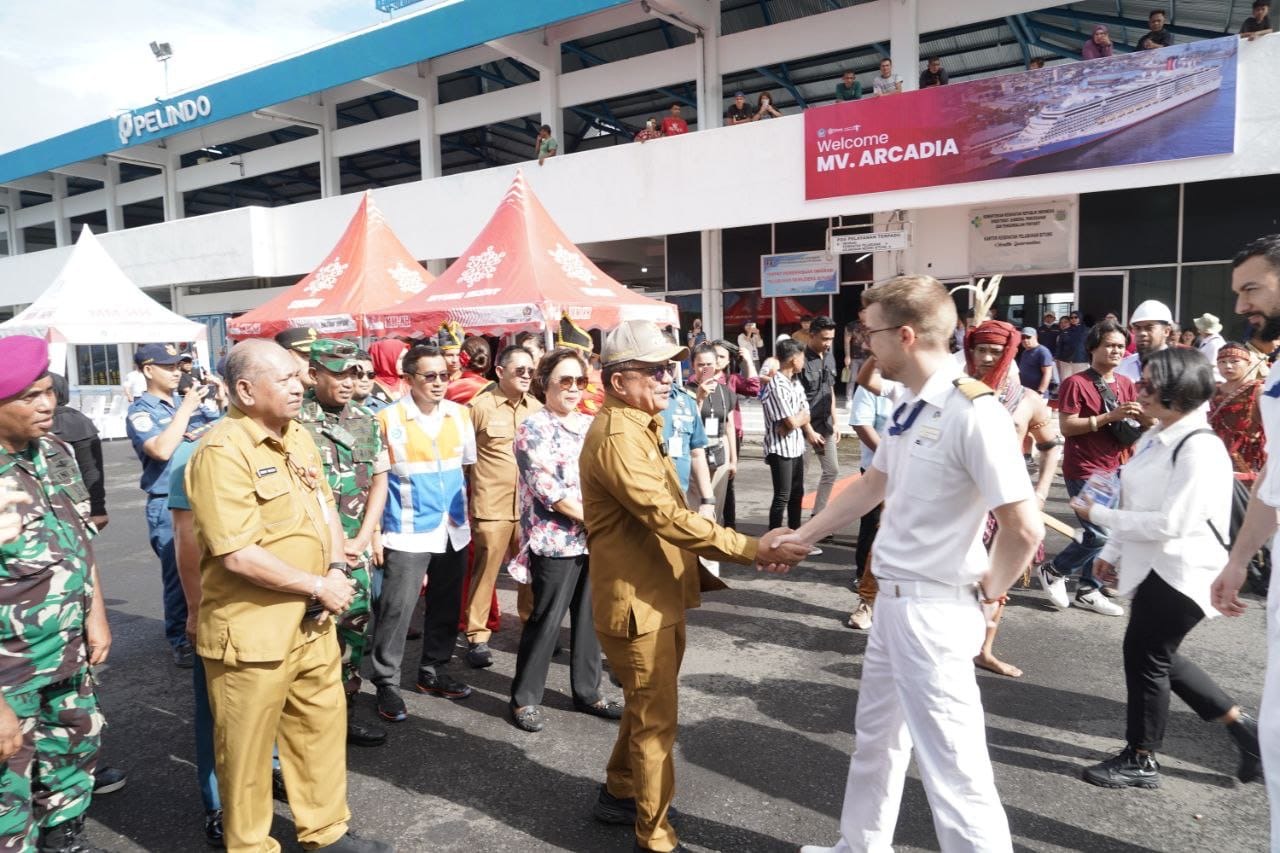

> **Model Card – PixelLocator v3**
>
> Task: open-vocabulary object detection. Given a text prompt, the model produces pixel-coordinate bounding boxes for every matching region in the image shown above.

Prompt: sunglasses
[556,375,590,390]
[620,364,674,381]
[1135,379,1153,393]
[505,366,535,377]
[409,371,449,384]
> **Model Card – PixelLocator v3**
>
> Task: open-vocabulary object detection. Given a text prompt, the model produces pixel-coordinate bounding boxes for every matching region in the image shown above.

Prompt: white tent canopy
[0,227,206,349]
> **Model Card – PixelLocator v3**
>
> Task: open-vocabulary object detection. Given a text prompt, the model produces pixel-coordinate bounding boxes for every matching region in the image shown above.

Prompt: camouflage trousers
[0,670,102,852]
[338,558,373,695]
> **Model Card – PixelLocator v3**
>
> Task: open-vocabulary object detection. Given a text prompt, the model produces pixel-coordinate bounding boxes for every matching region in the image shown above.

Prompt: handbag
[1086,369,1142,446]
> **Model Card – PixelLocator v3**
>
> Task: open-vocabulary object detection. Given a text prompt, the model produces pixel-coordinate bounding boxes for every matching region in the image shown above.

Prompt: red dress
[1209,380,1267,478]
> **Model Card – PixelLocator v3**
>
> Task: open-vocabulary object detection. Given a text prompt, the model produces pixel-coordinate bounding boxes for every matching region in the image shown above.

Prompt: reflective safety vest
[378,398,471,537]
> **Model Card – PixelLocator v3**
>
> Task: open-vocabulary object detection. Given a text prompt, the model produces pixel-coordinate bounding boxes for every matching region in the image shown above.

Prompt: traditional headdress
[436,321,465,352]
[951,275,1020,390]
[556,313,593,353]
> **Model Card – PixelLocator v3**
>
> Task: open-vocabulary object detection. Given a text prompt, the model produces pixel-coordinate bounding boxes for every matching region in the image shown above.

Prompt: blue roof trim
[0,0,628,185]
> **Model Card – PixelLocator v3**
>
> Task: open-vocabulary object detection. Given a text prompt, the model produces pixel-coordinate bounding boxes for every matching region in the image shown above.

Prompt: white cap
[1128,300,1173,325]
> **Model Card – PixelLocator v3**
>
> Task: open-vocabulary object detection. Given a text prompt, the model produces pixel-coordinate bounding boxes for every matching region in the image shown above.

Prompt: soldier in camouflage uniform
[298,339,389,748]
[0,335,110,853]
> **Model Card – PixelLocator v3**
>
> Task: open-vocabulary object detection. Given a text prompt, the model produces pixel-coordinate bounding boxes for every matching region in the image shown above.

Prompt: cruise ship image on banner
[994,55,1225,164]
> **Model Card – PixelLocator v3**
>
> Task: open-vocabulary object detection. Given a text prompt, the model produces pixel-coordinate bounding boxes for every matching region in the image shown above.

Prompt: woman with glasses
[1072,348,1261,789]
[509,348,620,732]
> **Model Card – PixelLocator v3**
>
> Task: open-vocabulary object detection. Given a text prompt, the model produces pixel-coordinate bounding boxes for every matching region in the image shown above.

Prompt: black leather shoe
[1082,746,1160,789]
[574,698,623,720]
[1230,712,1263,783]
[173,644,195,669]
[316,832,393,853]
[416,671,472,699]
[466,641,494,668]
[347,719,387,747]
[204,809,224,848]
[272,767,287,802]
[593,784,680,824]
[36,816,104,853]
[511,704,545,732]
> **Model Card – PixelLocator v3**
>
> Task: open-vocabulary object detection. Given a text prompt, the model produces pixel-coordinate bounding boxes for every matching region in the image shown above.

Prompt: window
[1183,175,1280,263]
[1079,185,1178,268]
[1129,267,1177,319]
[666,232,701,293]
[76,344,120,386]
[722,224,771,290]
[1180,264,1245,339]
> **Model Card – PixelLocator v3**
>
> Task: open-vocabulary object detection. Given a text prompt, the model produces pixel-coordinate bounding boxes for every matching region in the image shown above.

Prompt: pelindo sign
[805,37,1237,201]
[117,95,213,146]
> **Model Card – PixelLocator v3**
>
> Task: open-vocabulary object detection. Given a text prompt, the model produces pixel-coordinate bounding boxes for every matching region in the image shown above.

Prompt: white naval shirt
[870,359,1034,586]
[1258,367,1280,515]
[1092,413,1231,617]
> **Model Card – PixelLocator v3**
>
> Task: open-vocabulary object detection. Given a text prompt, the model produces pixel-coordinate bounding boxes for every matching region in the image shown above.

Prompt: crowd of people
[8,237,1280,851]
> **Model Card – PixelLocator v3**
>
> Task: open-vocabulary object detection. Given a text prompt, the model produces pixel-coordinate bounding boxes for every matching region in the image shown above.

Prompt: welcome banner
[804,37,1237,201]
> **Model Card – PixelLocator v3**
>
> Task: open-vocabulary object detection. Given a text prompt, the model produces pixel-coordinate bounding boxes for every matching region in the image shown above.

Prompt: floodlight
[150,41,173,61]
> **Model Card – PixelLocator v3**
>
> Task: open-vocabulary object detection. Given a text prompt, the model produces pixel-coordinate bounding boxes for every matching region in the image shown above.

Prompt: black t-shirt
[1243,15,1272,33]
[177,372,197,394]
[691,381,734,468]
[725,104,754,123]
[919,68,948,87]
[799,349,837,435]
[1138,28,1173,48]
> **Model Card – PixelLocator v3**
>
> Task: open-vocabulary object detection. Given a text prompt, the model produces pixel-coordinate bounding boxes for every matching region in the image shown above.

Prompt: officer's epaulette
[953,376,994,401]
[184,420,217,442]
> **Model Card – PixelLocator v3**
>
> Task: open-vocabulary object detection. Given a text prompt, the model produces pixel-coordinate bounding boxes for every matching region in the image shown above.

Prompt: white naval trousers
[1261,558,1280,849]
[831,583,1012,853]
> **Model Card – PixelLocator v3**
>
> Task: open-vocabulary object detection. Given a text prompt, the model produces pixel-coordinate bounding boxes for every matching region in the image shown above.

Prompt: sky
[0,0,396,155]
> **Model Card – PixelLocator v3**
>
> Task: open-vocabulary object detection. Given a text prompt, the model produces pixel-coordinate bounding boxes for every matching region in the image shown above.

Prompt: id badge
[669,435,685,458]
[705,416,720,438]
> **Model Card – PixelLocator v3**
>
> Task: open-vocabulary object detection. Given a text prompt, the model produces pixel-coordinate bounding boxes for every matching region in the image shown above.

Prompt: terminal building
[0,0,1275,388]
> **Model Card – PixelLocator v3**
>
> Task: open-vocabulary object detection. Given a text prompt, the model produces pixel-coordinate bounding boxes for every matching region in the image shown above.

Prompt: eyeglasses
[865,324,905,337]
[505,366,535,377]
[351,369,371,379]
[409,371,449,383]
[1135,380,1153,393]
[556,375,590,390]
[620,364,673,380]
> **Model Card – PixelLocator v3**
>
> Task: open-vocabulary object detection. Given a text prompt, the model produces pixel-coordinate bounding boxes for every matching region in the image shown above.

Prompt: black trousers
[510,554,602,709]
[766,453,804,530]
[370,542,468,685]
[853,469,882,585]
[1124,571,1236,751]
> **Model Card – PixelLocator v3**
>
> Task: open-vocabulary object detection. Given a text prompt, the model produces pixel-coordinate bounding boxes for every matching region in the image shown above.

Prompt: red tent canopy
[227,191,433,340]
[365,173,678,336]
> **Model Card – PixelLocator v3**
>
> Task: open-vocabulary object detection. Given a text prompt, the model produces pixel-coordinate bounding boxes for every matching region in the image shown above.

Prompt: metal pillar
[890,0,921,93]
[701,229,723,337]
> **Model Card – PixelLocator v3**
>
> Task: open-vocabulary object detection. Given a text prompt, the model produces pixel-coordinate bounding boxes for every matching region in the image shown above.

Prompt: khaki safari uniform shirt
[579,395,757,639]
[468,389,542,521]
[185,408,336,664]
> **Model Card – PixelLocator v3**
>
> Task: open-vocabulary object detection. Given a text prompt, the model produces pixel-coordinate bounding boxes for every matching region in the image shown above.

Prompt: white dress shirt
[870,359,1034,586]
[1093,412,1231,617]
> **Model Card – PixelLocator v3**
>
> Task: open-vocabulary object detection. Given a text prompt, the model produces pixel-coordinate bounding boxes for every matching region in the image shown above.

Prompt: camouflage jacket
[0,436,95,695]
[297,393,382,539]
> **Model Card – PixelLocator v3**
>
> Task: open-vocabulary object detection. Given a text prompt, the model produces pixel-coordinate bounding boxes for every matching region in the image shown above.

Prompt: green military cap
[310,338,361,372]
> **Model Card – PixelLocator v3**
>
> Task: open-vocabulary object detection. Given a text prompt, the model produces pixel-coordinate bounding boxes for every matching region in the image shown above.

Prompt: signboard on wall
[969,201,1073,274]
[804,37,1237,201]
[760,251,839,297]
[829,230,910,255]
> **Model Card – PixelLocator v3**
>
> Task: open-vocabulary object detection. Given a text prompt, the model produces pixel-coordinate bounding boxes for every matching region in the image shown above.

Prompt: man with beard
[1213,234,1280,849]
[964,320,1063,677]
[1117,300,1174,382]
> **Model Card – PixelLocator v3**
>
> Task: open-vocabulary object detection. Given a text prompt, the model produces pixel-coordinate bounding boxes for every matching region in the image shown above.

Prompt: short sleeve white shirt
[870,359,1034,585]
[849,385,892,471]
[1258,368,1280,516]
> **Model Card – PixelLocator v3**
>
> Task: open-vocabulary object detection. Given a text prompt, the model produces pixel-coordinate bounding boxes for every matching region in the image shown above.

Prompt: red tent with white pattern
[227,191,433,340]
[364,172,677,337]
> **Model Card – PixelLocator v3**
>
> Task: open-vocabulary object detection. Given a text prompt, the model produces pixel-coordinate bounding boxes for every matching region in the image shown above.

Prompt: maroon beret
[0,336,49,400]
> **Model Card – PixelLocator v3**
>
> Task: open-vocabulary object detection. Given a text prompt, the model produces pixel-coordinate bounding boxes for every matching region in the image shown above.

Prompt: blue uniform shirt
[661,385,709,492]
[126,393,214,495]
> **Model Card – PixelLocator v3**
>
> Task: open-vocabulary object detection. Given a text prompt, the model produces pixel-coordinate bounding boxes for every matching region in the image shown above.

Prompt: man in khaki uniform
[461,346,542,668]
[579,321,807,853]
[185,339,391,853]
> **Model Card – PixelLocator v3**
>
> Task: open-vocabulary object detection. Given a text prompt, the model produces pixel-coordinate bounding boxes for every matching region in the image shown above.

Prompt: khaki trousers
[465,519,519,642]
[204,628,350,853]
[598,621,685,853]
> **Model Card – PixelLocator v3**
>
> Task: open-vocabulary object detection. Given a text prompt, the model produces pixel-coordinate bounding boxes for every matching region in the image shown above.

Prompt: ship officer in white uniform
[786,275,1043,853]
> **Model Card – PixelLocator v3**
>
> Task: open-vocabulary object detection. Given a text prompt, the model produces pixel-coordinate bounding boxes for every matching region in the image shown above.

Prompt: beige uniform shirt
[468,389,542,521]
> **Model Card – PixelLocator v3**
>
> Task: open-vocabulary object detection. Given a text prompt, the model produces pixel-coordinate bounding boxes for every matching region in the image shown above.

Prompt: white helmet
[1128,300,1173,325]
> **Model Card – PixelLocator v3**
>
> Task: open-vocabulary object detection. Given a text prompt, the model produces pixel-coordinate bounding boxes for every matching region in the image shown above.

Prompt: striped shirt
[761,374,808,458]
[377,396,477,553]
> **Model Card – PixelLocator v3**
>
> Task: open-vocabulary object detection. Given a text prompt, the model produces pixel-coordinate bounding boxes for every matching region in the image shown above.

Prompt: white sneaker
[846,600,873,630]
[1075,588,1125,616]
[809,546,823,556]
[1037,562,1070,610]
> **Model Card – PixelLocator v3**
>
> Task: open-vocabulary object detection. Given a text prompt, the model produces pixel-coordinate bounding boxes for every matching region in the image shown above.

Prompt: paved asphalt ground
[78,436,1269,852]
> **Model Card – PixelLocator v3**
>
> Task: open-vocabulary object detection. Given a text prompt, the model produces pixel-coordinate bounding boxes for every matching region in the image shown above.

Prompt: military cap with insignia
[135,342,185,366]
[0,335,50,399]
[275,327,320,354]
[310,338,361,373]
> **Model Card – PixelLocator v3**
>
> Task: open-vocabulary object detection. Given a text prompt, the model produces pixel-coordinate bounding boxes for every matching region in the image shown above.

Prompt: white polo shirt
[870,359,1034,586]
[1258,367,1280,515]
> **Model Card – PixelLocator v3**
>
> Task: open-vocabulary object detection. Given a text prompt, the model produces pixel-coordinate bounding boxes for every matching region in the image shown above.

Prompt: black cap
[275,327,319,353]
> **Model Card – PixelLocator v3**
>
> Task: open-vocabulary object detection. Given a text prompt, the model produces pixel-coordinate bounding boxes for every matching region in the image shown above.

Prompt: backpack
[1172,429,1269,596]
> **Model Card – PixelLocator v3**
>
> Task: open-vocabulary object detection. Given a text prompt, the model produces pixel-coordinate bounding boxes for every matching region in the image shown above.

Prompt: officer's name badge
[256,466,278,477]
[916,426,941,442]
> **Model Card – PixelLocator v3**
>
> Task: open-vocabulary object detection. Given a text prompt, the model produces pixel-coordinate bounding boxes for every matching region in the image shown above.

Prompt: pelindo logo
[117,95,212,145]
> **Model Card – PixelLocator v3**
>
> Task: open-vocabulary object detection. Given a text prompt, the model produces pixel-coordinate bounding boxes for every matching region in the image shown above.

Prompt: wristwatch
[700,498,716,506]
[328,561,352,577]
